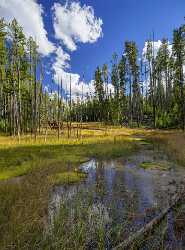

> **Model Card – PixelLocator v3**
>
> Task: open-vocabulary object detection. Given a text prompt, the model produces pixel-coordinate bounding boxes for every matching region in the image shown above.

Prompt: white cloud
[52,1,103,98]
[52,46,114,99]
[142,40,162,61]
[142,40,173,92]
[0,0,105,97]
[0,0,55,56]
[53,1,103,51]
[142,40,172,62]
[52,47,95,98]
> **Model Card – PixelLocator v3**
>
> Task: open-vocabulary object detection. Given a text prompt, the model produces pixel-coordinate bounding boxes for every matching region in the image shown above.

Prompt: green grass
[0,132,138,181]
[0,165,32,180]
[0,126,141,249]
[50,171,87,185]
[140,161,170,170]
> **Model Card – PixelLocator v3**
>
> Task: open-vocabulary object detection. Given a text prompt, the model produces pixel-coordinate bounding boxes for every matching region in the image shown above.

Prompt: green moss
[50,171,87,185]
[140,161,170,170]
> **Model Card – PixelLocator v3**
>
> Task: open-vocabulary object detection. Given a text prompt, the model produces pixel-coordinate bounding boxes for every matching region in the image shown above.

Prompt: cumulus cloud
[52,46,95,98]
[0,0,104,97]
[0,0,55,55]
[52,1,104,98]
[52,45,114,99]
[142,40,172,62]
[142,40,173,92]
[52,45,115,99]
[53,1,103,51]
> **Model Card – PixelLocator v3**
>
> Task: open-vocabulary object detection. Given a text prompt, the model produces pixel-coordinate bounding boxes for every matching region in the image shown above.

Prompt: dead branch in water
[114,192,184,250]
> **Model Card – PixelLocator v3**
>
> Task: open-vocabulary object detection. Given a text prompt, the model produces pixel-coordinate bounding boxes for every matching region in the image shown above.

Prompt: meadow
[0,124,185,249]
[0,124,139,249]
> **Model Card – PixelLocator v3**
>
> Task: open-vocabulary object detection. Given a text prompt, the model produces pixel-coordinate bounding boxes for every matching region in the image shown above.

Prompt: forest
[1,16,185,250]
[1,18,185,139]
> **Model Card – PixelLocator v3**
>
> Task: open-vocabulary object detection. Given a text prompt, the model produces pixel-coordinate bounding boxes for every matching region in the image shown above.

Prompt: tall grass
[147,130,185,166]
[0,125,140,249]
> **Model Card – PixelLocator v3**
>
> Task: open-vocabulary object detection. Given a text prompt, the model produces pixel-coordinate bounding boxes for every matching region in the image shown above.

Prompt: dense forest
[0,18,185,138]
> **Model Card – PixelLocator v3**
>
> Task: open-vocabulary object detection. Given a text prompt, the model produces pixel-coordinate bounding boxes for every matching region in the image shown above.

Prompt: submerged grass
[44,190,111,250]
[140,161,170,170]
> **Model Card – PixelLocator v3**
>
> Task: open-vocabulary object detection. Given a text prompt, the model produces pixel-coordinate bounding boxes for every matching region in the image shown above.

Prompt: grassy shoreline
[0,125,184,249]
[0,126,140,250]
[146,130,185,167]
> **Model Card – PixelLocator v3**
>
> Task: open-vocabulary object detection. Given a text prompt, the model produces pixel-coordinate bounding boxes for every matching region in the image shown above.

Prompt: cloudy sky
[0,0,185,97]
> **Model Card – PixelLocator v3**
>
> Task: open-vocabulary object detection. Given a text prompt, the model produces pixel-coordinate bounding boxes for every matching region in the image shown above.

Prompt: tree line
[0,18,65,139]
[87,27,185,129]
[0,18,185,139]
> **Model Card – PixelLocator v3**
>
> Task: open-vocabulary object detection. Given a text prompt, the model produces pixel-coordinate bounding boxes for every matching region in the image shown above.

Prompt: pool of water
[49,143,185,249]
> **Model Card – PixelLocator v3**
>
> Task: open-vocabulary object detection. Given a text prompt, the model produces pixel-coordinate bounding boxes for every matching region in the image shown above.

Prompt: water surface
[49,143,185,249]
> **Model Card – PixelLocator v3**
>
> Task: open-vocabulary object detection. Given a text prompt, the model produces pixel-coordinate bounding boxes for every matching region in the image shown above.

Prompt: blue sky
[42,0,185,91]
[70,0,185,76]
[1,0,185,96]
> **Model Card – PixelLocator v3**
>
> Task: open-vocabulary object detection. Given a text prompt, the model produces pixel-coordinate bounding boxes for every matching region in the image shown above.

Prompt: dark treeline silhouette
[0,18,185,139]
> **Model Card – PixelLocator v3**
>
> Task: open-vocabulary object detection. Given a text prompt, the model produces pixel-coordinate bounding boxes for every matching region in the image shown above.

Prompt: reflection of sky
[134,171,155,211]
[82,158,157,218]
[81,154,172,227]
[104,161,116,202]
[50,148,185,247]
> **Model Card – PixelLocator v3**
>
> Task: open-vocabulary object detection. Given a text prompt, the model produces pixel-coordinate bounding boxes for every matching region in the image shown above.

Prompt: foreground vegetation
[0,125,139,250]
[0,124,185,249]
[147,130,185,166]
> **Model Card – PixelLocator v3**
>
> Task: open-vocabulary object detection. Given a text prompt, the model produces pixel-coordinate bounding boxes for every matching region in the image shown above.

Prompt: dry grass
[147,130,185,166]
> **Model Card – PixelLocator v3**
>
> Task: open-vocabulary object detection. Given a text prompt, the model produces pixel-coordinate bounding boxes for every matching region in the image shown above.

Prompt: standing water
[49,142,185,249]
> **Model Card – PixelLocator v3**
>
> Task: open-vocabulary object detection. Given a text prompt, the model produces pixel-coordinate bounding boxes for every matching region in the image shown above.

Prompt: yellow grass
[147,130,185,166]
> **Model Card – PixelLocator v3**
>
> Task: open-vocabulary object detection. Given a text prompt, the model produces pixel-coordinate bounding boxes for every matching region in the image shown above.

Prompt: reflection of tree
[113,168,142,237]
[95,161,106,203]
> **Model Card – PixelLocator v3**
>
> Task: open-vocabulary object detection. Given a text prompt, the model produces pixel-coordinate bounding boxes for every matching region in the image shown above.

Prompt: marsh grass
[44,190,112,250]
[0,124,141,249]
[140,161,170,170]
[1,125,183,249]
[49,171,87,185]
[0,125,142,180]
[147,130,185,166]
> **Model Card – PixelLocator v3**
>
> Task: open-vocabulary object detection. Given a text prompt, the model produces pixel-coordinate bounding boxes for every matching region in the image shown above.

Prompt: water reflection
[49,147,185,248]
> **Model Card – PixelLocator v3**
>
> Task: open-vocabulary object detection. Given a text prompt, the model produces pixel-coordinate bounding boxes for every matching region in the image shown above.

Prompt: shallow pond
[49,143,185,249]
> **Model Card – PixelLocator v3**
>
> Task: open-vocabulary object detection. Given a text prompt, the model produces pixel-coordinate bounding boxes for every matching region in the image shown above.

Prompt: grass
[146,130,185,166]
[44,189,113,249]
[140,161,170,170]
[0,124,142,250]
[50,171,87,185]
[0,124,144,181]
[1,124,184,249]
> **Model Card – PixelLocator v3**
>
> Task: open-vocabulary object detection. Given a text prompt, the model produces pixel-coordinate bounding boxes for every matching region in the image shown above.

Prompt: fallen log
[114,192,183,250]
